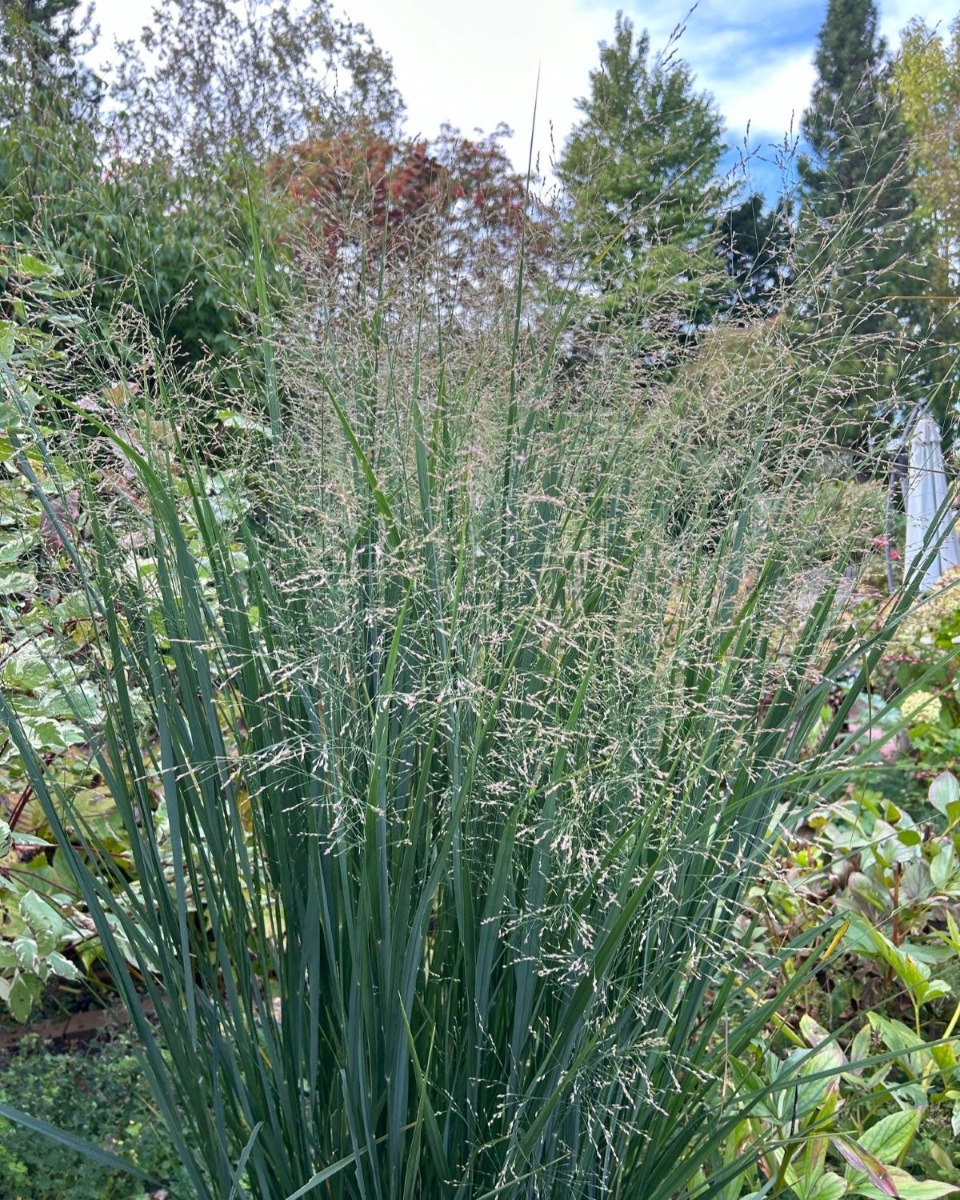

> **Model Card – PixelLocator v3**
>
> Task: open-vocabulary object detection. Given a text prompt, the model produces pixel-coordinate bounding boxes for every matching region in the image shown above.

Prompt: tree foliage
[799,0,906,219]
[897,17,960,272]
[0,0,89,69]
[557,11,728,371]
[0,0,101,317]
[106,0,404,168]
[797,0,919,457]
[716,192,794,320]
[895,16,960,407]
[270,121,553,322]
[0,0,305,385]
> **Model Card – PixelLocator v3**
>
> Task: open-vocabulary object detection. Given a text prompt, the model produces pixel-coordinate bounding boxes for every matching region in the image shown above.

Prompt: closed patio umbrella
[905,412,960,592]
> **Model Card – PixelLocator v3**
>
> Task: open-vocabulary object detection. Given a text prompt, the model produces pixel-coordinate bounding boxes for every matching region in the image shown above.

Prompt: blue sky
[91,0,958,201]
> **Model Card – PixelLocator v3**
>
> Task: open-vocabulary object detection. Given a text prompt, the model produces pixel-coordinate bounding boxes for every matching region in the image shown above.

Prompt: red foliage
[270,126,446,266]
[268,121,554,289]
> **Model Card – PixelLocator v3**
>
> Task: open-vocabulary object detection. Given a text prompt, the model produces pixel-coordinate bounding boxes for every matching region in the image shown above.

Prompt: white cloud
[879,0,957,42]
[340,0,610,177]
[88,0,960,186]
[88,0,151,61]
[710,52,817,142]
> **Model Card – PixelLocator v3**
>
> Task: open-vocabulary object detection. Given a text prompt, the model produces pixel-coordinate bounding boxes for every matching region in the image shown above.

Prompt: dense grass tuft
[0,242,932,1198]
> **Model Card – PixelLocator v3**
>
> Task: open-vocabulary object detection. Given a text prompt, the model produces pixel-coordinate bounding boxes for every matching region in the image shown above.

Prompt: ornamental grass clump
[0,250,935,1198]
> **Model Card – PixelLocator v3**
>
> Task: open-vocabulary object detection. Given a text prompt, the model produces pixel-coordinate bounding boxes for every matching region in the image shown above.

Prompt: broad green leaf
[930,844,959,891]
[917,978,952,1005]
[871,820,915,867]
[13,935,38,972]
[833,1135,898,1195]
[800,1130,830,1183]
[54,590,96,624]
[16,253,56,279]
[938,913,960,954]
[217,410,273,439]
[844,873,891,917]
[854,1167,960,1200]
[801,1014,847,1072]
[800,1013,832,1047]
[46,951,81,980]
[34,681,103,723]
[728,1056,781,1123]
[2,644,61,691]
[70,788,125,843]
[796,1172,847,1200]
[857,1109,919,1164]
[23,849,78,897]
[45,312,85,327]
[787,1045,841,1115]
[20,892,74,955]
[901,942,954,966]
[0,531,35,564]
[0,569,37,596]
[0,401,26,432]
[10,831,52,849]
[867,1012,928,1067]
[851,917,931,998]
[1,971,38,1022]
[845,1024,873,1078]
[929,771,960,816]
[930,1040,957,1075]
[19,716,86,751]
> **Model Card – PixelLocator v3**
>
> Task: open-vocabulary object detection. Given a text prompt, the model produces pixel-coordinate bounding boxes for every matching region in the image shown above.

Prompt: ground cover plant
[0,1033,185,1200]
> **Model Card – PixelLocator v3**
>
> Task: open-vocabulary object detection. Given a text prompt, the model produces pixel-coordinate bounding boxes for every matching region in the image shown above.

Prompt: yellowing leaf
[858,1109,920,1165]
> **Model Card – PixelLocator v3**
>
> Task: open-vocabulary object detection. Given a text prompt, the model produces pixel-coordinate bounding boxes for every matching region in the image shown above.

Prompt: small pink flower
[871,535,900,560]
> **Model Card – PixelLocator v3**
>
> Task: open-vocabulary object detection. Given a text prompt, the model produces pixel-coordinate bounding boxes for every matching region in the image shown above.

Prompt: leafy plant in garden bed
[693,1007,960,1200]
[0,280,265,1022]
[740,711,960,1190]
[0,299,113,1018]
[868,568,960,791]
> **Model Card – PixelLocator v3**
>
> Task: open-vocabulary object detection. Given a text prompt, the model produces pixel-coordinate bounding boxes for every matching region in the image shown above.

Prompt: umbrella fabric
[905,413,960,592]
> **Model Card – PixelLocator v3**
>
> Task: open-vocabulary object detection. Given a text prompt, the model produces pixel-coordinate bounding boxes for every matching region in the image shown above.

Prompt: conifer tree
[797,0,918,460]
[716,193,794,319]
[1,0,82,50]
[557,12,728,376]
